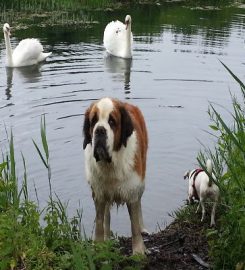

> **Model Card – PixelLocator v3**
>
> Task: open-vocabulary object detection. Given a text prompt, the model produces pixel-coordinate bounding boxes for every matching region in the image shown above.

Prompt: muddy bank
[120,210,210,269]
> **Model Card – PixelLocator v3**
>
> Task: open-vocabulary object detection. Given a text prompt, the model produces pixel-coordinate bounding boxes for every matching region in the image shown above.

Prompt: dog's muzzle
[93,126,111,163]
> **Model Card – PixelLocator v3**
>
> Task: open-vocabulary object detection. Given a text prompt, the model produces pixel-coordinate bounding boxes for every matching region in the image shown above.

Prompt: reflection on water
[16,65,42,83]
[5,68,13,100]
[104,55,132,95]
[0,4,245,235]
[5,65,42,100]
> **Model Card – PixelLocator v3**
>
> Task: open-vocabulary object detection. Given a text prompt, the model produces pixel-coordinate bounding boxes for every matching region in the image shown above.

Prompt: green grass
[185,0,234,6]
[171,63,245,269]
[195,63,245,269]
[0,0,117,12]
[0,0,239,13]
[0,0,112,28]
[0,116,145,270]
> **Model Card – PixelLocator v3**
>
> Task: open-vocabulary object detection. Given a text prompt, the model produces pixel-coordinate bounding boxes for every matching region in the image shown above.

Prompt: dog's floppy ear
[120,106,134,147]
[184,170,190,180]
[83,107,92,150]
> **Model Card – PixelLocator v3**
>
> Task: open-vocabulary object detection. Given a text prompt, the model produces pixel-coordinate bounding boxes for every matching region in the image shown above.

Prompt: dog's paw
[141,228,150,236]
[210,222,216,227]
[133,243,147,256]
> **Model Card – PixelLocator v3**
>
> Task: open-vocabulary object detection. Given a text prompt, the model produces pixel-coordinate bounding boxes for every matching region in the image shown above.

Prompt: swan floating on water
[103,15,133,59]
[3,23,52,67]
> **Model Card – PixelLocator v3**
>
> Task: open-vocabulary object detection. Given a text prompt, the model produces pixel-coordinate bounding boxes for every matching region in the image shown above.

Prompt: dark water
[0,4,245,235]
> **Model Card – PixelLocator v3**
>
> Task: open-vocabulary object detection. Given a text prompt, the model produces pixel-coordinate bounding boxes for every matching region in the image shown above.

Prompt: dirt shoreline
[119,210,210,269]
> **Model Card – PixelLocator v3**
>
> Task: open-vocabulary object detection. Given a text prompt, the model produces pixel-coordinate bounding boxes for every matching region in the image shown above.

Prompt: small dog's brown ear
[184,171,190,180]
[83,107,92,149]
[120,106,134,147]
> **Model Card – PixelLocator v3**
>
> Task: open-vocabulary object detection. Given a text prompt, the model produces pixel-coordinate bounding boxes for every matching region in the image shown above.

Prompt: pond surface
[0,4,245,235]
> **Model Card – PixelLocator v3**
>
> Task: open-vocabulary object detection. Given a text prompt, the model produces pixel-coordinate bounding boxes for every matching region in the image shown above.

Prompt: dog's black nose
[95,126,106,136]
[93,126,111,163]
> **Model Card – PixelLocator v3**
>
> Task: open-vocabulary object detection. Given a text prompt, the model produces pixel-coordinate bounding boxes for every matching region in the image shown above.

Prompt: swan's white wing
[12,38,48,67]
[103,20,133,58]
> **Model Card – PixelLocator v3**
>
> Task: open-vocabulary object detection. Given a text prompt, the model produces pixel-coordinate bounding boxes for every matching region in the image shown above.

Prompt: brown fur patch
[124,102,148,179]
[112,99,148,180]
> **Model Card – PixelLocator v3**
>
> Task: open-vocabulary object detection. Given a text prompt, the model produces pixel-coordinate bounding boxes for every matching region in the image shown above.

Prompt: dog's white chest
[84,132,145,203]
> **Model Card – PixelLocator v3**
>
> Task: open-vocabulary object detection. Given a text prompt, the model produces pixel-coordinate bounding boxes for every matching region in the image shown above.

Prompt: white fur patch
[97,98,114,118]
[84,131,144,203]
[92,98,115,158]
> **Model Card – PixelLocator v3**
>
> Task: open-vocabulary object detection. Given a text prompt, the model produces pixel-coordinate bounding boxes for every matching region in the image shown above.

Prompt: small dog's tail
[206,159,213,187]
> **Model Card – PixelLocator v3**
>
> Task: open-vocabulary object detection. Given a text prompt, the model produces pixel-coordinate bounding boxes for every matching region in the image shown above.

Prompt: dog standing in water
[184,159,219,226]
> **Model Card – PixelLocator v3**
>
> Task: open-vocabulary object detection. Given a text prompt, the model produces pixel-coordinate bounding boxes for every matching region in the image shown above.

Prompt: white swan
[103,15,133,59]
[3,23,52,67]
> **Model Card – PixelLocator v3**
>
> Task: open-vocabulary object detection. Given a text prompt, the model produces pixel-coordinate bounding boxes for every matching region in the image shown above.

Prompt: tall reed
[198,62,245,269]
[0,0,116,12]
[0,116,144,270]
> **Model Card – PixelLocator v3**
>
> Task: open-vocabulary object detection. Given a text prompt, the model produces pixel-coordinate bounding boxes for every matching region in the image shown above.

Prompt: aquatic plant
[198,63,245,269]
[0,0,117,12]
[186,0,234,6]
[0,116,145,270]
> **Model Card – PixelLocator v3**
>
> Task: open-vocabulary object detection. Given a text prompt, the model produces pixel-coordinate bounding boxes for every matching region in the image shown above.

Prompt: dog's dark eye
[108,115,116,128]
[91,114,98,127]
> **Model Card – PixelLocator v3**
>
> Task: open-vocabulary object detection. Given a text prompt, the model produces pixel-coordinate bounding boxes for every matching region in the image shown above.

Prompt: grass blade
[41,116,49,161]
[32,139,48,168]
[210,104,244,153]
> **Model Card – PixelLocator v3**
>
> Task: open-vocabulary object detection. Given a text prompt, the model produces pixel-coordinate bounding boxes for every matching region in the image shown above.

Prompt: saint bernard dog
[83,97,148,255]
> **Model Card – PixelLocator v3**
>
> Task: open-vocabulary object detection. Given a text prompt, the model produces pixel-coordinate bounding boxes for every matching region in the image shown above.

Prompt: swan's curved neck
[4,32,13,67]
[125,24,132,58]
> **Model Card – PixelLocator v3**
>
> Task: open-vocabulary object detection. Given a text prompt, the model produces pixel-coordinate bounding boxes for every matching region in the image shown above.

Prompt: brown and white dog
[83,97,148,255]
[184,159,219,226]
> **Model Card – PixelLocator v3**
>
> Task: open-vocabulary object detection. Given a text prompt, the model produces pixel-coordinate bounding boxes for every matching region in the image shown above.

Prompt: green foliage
[0,0,116,12]
[198,63,245,269]
[172,204,199,223]
[0,116,145,270]
[185,0,233,6]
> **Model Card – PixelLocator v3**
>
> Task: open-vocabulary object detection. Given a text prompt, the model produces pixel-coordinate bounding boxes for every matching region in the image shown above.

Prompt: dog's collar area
[190,168,203,179]
[191,169,204,200]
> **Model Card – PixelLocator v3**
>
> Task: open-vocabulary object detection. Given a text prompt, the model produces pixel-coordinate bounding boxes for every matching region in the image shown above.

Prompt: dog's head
[83,97,134,163]
[183,170,190,180]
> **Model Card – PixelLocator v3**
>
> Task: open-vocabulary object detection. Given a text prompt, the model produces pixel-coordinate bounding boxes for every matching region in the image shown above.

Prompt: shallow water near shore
[0,4,245,235]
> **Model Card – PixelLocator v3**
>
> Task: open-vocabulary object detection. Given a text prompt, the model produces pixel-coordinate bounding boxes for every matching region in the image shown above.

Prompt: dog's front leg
[138,199,149,234]
[127,200,146,255]
[104,203,111,240]
[94,199,106,242]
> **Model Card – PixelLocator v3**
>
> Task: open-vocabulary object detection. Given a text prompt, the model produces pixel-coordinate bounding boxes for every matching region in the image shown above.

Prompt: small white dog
[184,159,219,226]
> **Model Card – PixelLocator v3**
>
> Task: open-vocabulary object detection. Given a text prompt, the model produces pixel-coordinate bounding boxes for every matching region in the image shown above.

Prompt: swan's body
[3,23,51,67]
[103,15,133,59]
